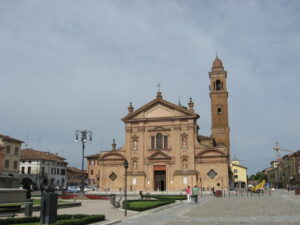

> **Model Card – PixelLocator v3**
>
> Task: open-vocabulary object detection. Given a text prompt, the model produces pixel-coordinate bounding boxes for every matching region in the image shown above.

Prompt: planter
[59,195,76,199]
[85,195,110,200]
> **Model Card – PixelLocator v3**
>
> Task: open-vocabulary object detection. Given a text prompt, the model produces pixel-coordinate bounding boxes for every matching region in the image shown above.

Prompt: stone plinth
[0,188,27,203]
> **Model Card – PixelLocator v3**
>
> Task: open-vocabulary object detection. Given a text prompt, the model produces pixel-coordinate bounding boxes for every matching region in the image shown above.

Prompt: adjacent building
[266,150,300,188]
[87,57,231,191]
[0,133,24,177]
[66,167,88,186]
[86,154,100,186]
[230,157,247,188]
[20,148,68,189]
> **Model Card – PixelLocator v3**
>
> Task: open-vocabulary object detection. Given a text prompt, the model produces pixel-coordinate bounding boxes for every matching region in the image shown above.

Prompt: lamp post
[75,130,93,194]
[124,160,128,216]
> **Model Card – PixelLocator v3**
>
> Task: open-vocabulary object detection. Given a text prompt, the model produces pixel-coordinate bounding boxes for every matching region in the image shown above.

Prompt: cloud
[0,0,299,174]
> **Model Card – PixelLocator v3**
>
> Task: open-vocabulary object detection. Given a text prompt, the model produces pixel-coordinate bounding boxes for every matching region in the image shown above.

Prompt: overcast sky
[1,0,299,175]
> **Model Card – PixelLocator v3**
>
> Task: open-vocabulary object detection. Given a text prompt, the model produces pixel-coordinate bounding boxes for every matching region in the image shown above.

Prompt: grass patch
[0,199,67,207]
[126,199,175,211]
[15,223,39,225]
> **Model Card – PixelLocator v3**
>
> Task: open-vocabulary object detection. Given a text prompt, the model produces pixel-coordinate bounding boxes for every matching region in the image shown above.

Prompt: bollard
[110,194,116,205]
[223,190,225,198]
[40,192,58,224]
[236,190,238,197]
[251,191,252,197]
[269,188,271,196]
[24,200,33,217]
[229,190,230,197]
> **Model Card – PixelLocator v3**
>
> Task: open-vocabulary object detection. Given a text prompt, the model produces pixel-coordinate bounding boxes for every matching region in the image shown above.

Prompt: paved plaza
[13,190,300,224]
[117,190,300,225]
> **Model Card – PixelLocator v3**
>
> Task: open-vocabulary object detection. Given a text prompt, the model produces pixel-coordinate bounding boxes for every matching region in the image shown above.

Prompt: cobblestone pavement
[116,190,300,225]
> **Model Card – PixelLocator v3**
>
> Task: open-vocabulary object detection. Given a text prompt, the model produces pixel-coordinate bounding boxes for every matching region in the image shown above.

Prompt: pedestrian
[139,190,144,200]
[186,186,192,203]
[192,185,199,203]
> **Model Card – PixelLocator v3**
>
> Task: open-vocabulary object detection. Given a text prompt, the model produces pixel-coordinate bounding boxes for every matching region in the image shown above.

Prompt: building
[230,157,247,188]
[87,57,231,191]
[0,133,24,177]
[86,154,100,186]
[266,150,300,188]
[20,149,68,189]
[66,167,88,186]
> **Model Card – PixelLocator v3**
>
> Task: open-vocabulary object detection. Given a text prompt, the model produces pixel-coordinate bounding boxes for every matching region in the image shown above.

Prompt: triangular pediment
[148,151,172,160]
[122,97,198,122]
[196,148,227,158]
[100,151,126,161]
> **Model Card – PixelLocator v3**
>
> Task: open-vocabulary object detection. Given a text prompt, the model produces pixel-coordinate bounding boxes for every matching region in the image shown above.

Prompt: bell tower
[209,56,230,155]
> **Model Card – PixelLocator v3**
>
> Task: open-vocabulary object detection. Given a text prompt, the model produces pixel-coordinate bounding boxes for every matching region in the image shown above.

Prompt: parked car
[67,186,80,193]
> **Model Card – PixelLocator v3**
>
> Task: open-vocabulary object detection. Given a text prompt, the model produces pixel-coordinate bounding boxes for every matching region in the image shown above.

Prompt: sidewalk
[14,199,139,222]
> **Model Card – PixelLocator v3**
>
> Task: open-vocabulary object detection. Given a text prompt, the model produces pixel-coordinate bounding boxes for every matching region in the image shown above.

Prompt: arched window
[156,133,163,150]
[216,80,222,91]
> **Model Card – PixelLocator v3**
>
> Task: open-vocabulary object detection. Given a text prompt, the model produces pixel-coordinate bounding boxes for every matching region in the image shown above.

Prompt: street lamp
[75,130,93,194]
[124,160,128,216]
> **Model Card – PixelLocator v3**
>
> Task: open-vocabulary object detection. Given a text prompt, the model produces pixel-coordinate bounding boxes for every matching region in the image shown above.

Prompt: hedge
[0,214,105,225]
[125,199,175,211]
[147,195,187,200]
[52,215,105,225]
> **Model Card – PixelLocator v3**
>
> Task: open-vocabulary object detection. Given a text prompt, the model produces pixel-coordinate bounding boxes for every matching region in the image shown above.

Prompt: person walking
[186,186,192,203]
[192,185,199,203]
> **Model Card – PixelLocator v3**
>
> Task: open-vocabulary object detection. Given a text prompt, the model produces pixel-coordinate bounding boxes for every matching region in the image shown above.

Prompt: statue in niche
[133,139,138,150]
[182,159,187,170]
[133,160,138,171]
[182,136,188,148]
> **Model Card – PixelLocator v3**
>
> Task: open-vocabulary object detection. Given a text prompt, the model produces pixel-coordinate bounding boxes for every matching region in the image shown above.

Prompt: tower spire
[209,56,230,155]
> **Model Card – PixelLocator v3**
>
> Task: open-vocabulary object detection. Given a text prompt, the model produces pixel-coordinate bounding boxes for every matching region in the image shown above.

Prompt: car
[67,186,80,193]
[290,185,300,190]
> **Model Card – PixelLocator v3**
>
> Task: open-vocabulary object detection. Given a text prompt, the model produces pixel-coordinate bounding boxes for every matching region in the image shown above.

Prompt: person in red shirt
[186,186,192,203]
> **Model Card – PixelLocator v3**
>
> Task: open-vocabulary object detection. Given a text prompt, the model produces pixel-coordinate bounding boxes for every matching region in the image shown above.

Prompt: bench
[0,205,22,218]
[110,194,122,208]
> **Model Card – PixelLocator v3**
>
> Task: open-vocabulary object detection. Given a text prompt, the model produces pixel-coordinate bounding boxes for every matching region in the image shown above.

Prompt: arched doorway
[153,165,166,191]
[22,178,33,189]
[234,182,240,188]
[241,182,246,188]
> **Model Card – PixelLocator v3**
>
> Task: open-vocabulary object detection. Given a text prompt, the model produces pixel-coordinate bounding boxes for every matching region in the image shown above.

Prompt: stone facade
[87,57,231,191]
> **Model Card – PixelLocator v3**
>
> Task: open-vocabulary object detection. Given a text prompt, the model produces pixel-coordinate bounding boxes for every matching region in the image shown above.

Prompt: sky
[0,0,299,175]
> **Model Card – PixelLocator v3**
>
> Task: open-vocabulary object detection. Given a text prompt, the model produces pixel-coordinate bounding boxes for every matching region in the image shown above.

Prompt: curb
[19,202,82,213]
[91,219,121,225]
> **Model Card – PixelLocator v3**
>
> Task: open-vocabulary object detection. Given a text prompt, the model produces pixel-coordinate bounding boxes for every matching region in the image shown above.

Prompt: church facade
[86,57,230,191]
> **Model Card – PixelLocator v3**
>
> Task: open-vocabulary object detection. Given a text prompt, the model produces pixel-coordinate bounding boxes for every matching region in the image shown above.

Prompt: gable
[145,105,175,118]
[122,98,198,122]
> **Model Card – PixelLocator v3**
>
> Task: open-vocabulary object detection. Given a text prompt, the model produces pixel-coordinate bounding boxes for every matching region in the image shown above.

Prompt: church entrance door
[153,165,166,191]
